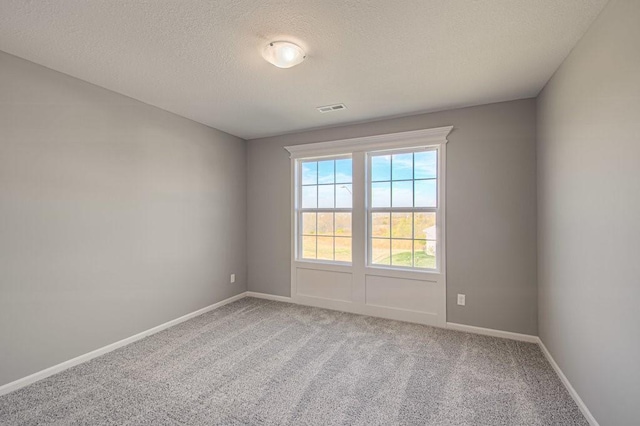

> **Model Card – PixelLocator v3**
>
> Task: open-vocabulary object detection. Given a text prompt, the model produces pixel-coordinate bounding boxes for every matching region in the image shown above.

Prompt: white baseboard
[446,322,597,424]
[0,292,246,397]
[537,339,599,426]
[0,289,599,426]
[446,322,539,343]
[245,291,292,303]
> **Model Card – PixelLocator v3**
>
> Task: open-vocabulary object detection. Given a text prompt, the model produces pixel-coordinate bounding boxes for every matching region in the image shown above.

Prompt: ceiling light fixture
[262,41,306,69]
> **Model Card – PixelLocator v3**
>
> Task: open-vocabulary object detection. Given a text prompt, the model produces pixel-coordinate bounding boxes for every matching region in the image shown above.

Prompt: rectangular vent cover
[317,103,347,113]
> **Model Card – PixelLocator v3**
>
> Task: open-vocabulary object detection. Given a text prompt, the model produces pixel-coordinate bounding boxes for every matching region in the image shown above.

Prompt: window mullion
[369,207,436,213]
[390,155,394,209]
[333,160,336,210]
[411,152,415,268]
[412,153,416,211]
[300,208,352,212]
[332,212,336,261]
[349,151,366,302]
[412,212,415,268]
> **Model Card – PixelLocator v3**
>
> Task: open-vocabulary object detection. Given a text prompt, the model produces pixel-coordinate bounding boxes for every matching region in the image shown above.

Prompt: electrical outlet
[457,294,466,306]
[230,274,236,283]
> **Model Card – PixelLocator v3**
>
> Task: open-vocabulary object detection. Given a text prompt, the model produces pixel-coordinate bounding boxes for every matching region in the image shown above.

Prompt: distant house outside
[423,226,436,256]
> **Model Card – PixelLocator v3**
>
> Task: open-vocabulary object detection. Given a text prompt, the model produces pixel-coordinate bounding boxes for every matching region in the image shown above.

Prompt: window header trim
[284,126,453,159]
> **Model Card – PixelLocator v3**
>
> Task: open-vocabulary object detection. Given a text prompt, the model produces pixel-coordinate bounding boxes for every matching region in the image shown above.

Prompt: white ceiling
[0,0,607,139]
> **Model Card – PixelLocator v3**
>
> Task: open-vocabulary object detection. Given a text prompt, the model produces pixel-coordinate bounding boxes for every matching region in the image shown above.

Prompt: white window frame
[286,126,451,328]
[366,145,442,272]
[295,154,353,265]
[287,126,451,273]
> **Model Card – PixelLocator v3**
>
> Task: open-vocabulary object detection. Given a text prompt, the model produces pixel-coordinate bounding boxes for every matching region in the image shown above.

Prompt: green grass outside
[304,238,435,268]
[377,251,436,269]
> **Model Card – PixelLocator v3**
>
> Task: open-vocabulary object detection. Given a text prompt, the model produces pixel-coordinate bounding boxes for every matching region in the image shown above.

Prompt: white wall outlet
[457,294,466,306]
[230,274,236,283]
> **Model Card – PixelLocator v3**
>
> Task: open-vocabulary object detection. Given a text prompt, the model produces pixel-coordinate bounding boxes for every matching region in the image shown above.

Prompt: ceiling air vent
[317,103,347,113]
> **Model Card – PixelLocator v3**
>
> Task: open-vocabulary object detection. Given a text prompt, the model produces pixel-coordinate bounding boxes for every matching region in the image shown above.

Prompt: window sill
[294,259,353,273]
[364,265,442,282]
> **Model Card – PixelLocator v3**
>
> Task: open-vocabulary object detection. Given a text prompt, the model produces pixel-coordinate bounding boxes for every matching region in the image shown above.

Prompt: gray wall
[247,99,538,335]
[537,0,640,424]
[0,52,247,387]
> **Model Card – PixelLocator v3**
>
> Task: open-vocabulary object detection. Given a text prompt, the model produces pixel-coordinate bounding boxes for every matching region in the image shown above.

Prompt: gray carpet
[0,297,587,425]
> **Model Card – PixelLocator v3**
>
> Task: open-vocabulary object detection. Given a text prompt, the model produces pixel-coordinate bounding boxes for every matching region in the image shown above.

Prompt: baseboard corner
[0,291,247,397]
[245,291,292,303]
[536,339,600,426]
[445,322,539,343]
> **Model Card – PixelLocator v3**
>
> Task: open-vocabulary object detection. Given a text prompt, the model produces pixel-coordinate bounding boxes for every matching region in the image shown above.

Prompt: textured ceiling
[0,0,607,139]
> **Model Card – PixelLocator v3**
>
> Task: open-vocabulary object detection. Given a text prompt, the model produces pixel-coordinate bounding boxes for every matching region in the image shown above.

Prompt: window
[297,157,353,262]
[368,149,438,269]
[291,126,449,272]
[288,127,450,325]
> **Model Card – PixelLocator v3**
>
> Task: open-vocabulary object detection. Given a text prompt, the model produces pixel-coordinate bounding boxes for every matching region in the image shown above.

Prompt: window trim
[366,146,442,273]
[295,154,354,265]
[285,126,452,159]
[286,125,452,277]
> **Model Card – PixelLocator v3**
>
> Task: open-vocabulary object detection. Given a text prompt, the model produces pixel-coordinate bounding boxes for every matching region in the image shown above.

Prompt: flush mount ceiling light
[262,41,306,69]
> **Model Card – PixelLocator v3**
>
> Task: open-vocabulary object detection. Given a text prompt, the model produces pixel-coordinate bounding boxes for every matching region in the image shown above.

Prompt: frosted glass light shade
[262,41,306,68]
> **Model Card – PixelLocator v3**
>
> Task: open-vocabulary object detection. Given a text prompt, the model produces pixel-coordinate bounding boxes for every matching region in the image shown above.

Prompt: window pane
[335,159,352,184]
[302,185,317,208]
[392,181,413,207]
[391,212,413,239]
[392,153,413,180]
[414,212,436,240]
[335,237,352,262]
[336,184,352,208]
[302,162,317,185]
[391,239,412,266]
[371,155,390,181]
[318,160,335,184]
[414,240,436,269]
[415,180,437,207]
[317,236,334,260]
[302,212,316,235]
[317,212,334,236]
[302,236,316,259]
[318,185,335,208]
[335,212,351,236]
[414,151,437,179]
[371,182,390,208]
[371,213,390,238]
[371,238,391,265]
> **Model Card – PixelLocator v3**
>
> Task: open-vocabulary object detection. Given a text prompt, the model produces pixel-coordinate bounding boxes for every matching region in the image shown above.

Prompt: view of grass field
[302,211,436,267]
[370,212,436,268]
[380,251,436,268]
[302,211,352,261]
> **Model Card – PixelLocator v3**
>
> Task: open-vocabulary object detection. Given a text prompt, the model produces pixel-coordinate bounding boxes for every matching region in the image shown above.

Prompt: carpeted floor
[0,297,587,425]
